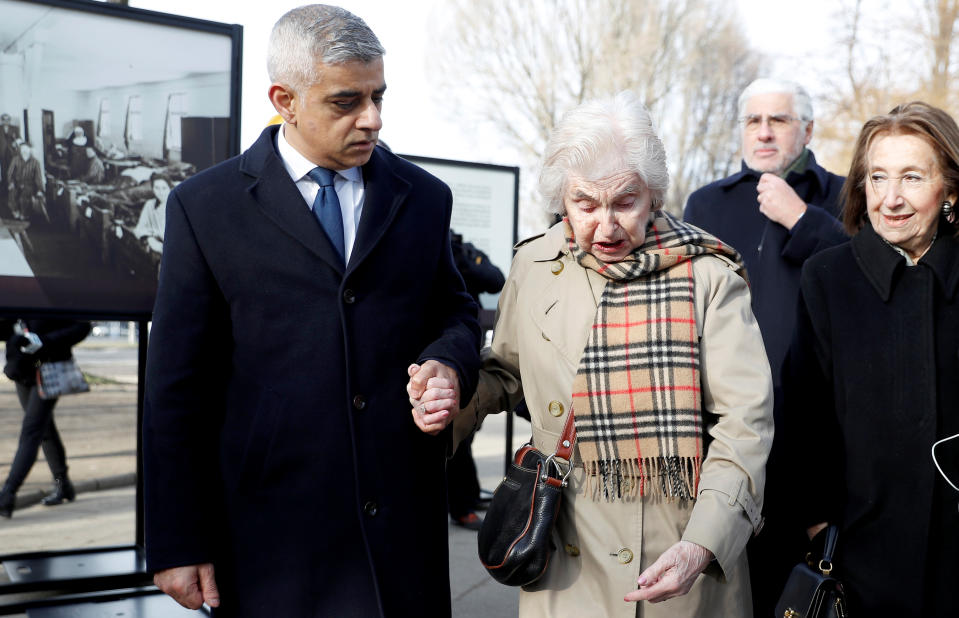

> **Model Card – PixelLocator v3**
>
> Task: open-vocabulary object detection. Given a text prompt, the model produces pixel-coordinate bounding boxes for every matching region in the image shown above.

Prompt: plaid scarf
[567,211,744,501]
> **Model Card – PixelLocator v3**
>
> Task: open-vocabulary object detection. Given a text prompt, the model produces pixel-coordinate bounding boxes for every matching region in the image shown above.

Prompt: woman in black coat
[783,101,959,616]
[0,319,91,517]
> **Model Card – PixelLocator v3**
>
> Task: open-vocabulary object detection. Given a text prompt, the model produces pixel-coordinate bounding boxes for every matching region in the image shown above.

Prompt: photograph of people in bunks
[0,0,237,316]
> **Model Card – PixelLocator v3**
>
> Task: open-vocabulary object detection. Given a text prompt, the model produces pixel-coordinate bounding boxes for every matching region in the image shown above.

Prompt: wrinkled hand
[625,541,713,604]
[407,361,460,435]
[154,563,220,610]
[757,173,807,230]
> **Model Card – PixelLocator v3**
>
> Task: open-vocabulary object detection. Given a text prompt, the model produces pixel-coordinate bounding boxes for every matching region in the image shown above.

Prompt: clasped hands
[406,360,460,435]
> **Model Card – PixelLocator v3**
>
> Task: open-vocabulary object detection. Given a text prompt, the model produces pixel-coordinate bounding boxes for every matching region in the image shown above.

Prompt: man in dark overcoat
[143,5,480,617]
[0,113,20,212]
[7,142,44,221]
[683,78,847,617]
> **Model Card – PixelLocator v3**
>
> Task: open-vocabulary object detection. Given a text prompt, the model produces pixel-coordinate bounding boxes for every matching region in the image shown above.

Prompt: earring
[943,201,956,224]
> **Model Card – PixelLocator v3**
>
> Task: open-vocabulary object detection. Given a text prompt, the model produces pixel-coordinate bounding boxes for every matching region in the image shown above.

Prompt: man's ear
[803,119,814,146]
[269,83,297,125]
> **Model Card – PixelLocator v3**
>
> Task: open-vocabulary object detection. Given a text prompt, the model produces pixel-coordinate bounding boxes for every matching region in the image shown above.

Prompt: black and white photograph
[0,0,241,318]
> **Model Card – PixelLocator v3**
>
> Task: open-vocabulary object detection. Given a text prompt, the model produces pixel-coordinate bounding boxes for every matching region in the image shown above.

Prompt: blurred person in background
[446,229,505,530]
[0,319,91,518]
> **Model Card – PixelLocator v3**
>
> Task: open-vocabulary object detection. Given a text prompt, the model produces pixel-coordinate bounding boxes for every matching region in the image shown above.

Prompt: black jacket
[683,151,847,389]
[1,319,91,385]
[143,126,480,618]
[783,221,959,616]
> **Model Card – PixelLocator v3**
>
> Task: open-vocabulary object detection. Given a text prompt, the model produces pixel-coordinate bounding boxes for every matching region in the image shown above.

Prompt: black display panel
[0,0,242,319]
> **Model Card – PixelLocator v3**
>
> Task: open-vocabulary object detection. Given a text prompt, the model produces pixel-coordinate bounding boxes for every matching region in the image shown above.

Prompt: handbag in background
[477,409,575,587]
[36,357,90,400]
[775,524,849,618]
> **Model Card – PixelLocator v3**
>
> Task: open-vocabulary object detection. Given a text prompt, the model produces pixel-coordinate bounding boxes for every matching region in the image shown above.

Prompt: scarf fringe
[583,456,702,502]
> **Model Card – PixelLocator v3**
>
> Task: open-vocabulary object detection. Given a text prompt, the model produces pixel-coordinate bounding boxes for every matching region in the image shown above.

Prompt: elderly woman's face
[564,170,651,262]
[865,133,954,260]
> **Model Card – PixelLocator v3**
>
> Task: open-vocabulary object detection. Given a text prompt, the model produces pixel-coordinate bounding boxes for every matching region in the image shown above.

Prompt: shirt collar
[275,123,361,184]
[852,220,959,301]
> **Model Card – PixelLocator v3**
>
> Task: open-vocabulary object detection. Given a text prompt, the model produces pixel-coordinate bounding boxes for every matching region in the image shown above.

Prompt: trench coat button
[363,501,378,516]
[621,477,632,493]
[617,548,634,564]
[343,289,356,304]
[550,261,564,275]
[548,400,564,417]
[352,395,366,410]
[564,543,580,557]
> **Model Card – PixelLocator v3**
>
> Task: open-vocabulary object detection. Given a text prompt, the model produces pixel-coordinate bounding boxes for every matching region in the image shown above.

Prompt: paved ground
[0,340,523,616]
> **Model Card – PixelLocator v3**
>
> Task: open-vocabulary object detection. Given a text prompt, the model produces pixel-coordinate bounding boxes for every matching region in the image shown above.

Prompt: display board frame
[0,0,242,320]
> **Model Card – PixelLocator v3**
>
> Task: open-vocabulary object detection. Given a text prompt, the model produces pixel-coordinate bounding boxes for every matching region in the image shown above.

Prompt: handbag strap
[823,525,839,563]
[554,405,576,461]
[819,524,840,576]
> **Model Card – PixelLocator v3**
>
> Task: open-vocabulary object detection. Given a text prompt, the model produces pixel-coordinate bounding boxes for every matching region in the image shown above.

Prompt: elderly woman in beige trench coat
[410,92,773,617]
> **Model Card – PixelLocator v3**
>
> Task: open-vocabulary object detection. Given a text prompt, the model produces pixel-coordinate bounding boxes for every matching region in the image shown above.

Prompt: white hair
[738,78,814,126]
[267,4,384,95]
[539,91,669,215]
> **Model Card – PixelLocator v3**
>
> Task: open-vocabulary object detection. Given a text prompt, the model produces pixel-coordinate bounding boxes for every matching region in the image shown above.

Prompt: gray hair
[738,78,814,126]
[539,91,669,214]
[267,4,385,95]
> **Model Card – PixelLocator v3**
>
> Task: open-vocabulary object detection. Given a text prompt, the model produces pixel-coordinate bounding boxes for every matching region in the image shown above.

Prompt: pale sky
[130,0,840,168]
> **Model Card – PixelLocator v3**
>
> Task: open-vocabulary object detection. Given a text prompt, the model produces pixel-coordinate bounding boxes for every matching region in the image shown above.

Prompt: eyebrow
[572,184,642,200]
[328,84,387,99]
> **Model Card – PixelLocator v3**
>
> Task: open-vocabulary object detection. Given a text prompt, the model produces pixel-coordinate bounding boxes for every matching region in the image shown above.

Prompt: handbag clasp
[543,453,573,487]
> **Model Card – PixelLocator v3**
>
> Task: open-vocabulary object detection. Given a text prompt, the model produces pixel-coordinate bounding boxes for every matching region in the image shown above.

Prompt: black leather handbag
[477,410,575,586]
[775,524,849,618]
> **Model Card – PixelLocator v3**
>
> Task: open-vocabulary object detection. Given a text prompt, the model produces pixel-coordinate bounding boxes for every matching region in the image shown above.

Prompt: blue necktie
[307,167,345,263]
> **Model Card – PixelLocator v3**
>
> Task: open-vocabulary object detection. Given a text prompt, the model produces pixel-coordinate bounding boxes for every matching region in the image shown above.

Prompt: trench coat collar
[719,149,829,194]
[852,219,959,302]
[517,221,567,262]
[238,126,410,275]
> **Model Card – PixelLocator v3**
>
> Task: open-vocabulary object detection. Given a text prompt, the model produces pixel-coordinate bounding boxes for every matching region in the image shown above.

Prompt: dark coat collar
[718,149,829,193]
[237,126,410,274]
[852,219,959,302]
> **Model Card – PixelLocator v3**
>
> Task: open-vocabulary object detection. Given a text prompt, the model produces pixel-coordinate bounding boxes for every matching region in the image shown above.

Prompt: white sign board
[402,155,519,309]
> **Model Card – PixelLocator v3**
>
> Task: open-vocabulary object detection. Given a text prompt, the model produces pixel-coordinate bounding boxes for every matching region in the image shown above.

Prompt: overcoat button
[352,395,366,410]
[363,501,378,516]
[343,289,356,304]
[565,543,580,557]
[617,548,634,564]
[550,261,564,275]
[621,477,632,493]
[548,401,564,417]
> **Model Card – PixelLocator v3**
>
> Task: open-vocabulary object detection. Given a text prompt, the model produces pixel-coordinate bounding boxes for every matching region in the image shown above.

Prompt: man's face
[283,57,385,171]
[741,92,812,175]
[19,144,30,160]
[0,115,9,128]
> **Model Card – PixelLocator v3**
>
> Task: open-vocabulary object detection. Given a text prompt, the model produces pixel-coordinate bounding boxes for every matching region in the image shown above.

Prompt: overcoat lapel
[239,127,346,273]
[349,147,411,271]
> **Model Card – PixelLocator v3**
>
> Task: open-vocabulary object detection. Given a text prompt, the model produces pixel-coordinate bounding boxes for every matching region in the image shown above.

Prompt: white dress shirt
[276,124,366,263]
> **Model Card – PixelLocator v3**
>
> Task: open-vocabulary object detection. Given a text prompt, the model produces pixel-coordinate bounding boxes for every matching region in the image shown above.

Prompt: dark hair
[842,101,959,235]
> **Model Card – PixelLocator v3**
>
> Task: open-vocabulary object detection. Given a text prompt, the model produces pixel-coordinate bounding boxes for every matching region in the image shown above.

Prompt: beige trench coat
[458,222,774,618]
